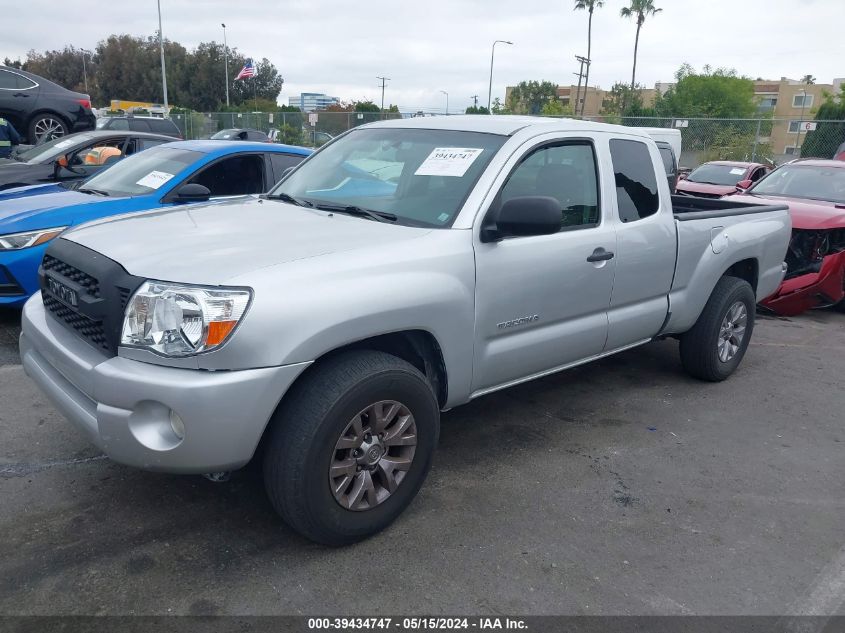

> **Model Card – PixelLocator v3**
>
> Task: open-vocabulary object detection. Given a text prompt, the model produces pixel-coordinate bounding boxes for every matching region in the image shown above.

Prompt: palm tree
[802,74,816,85]
[573,0,604,116]
[620,0,662,113]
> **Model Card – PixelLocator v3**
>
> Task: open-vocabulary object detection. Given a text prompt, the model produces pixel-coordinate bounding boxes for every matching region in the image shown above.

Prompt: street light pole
[222,23,230,107]
[79,49,90,95]
[487,39,513,114]
[440,90,449,115]
[157,0,169,114]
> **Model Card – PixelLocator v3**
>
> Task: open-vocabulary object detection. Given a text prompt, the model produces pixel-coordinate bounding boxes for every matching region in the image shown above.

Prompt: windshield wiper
[266,192,313,207]
[312,203,397,223]
[77,188,110,197]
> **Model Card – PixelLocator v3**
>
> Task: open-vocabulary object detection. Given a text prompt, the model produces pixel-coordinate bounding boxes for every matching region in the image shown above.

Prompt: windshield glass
[17,134,94,164]
[750,164,845,204]
[79,146,200,197]
[270,127,507,227]
[211,129,240,139]
[687,163,748,186]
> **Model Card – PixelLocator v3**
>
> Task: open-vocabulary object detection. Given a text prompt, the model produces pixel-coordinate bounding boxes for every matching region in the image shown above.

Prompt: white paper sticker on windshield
[54,139,75,149]
[135,170,175,189]
[415,148,484,177]
[729,168,746,175]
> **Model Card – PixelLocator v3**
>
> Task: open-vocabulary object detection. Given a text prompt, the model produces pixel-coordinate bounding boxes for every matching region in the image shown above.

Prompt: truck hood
[64,197,433,284]
[675,180,737,197]
[723,193,845,230]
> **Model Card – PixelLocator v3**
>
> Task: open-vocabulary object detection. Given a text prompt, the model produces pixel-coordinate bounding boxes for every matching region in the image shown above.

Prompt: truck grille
[43,294,109,351]
[42,255,101,298]
[38,239,144,356]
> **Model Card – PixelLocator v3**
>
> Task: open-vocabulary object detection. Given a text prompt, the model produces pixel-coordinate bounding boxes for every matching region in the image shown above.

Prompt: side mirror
[483,196,561,242]
[735,179,753,191]
[174,183,211,203]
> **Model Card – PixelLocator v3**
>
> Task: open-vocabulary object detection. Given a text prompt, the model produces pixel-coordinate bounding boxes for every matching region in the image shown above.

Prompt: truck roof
[368,114,653,139]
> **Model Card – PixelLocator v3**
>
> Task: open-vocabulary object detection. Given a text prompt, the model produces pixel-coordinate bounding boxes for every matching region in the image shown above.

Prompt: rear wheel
[28,114,68,144]
[680,276,756,381]
[263,351,439,545]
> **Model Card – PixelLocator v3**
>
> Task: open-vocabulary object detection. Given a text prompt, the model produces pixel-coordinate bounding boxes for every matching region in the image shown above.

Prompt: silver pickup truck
[20,116,791,545]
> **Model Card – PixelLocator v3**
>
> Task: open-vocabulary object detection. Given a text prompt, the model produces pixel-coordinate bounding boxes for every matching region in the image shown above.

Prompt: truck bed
[671,194,788,221]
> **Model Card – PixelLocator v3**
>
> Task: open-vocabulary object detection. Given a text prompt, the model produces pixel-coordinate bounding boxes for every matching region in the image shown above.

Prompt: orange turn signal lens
[206,320,237,346]
[32,229,65,246]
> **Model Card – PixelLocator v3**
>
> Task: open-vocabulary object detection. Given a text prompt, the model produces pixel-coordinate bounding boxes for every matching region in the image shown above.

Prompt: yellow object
[85,146,122,166]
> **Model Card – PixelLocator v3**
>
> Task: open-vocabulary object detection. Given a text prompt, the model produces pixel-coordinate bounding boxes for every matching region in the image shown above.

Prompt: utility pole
[222,23,229,107]
[440,90,449,115]
[574,55,589,117]
[377,76,390,118]
[79,49,92,95]
[470,95,479,109]
[157,0,169,114]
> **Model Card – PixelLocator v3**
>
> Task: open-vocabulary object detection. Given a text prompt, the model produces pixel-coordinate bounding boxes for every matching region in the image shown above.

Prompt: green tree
[507,80,559,115]
[620,0,662,111]
[465,105,490,114]
[230,57,284,107]
[3,57,23,69]
[573,0,604,116]
[801,85,845,158]
[541,99,574,116]
[22,46,98,99]
[659,65,757,118]
[601,82,645,117]
[491,98,509,114]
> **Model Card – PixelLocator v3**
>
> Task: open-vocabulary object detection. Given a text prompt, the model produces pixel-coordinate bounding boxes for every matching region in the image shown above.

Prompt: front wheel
[679,276,756,382]
[263,351,440,545]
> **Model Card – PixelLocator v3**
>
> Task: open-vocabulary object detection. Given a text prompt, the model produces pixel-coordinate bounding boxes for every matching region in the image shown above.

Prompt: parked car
[19,116,790,545]
[0,140,310,307]
[96,115,182,139]
[0,66,96,144]
[0,130,174,190]
[676,161,770,198]
[211,128,270,142]
[723,159,845,315]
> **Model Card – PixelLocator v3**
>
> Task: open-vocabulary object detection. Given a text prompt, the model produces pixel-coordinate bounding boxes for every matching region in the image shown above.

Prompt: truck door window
[609,139,660,222]
[189,154,266,196]
[500,142,600,230]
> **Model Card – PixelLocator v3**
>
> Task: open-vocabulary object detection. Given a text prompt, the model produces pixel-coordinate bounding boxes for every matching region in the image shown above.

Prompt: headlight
[121,281,251,357]
[0,227,66,251]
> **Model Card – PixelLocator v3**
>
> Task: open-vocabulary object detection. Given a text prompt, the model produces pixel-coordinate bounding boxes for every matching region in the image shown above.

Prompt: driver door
[472,136,617,394]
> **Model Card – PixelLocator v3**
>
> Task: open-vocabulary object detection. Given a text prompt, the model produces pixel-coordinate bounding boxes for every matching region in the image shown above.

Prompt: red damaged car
[723,159,845,316]
[676,161,770,198]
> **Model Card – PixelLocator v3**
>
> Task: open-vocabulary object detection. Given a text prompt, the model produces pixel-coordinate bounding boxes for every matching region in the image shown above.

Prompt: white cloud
[3,0,843,112]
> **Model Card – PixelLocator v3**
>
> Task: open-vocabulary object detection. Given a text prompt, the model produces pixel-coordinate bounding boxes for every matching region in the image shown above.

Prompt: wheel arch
[723,257,759,293]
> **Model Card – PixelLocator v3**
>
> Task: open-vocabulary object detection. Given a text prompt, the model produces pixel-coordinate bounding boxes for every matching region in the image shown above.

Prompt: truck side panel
[663,211,791,334]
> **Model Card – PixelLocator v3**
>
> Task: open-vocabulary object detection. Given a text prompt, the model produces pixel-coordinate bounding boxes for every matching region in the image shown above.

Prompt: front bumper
[760,251,845,316]
[0,243,49,308]
[20,295,311,473]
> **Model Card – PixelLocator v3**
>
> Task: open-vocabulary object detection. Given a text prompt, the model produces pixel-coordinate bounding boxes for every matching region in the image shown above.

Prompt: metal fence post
[751,119,762,163]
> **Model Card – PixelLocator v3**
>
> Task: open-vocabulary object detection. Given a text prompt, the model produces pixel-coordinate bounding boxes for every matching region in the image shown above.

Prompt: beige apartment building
[507,77,843,158]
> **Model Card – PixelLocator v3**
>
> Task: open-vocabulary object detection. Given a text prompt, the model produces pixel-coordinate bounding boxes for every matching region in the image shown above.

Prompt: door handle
[586,248,615,263]
[13,92,29,97]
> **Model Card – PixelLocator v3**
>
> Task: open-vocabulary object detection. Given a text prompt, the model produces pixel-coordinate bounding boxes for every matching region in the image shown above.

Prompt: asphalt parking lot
[1,306,843,616]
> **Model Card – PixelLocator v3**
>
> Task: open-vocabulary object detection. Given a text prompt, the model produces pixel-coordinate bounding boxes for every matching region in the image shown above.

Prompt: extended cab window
[500,142,599,230]
[609,138,660,222]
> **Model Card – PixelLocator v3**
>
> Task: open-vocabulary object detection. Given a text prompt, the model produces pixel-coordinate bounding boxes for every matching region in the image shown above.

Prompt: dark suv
[97,115,182,138]
[0,66,96,144]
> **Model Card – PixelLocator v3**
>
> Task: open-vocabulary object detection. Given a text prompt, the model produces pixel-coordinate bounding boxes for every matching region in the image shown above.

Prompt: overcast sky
[3,0,843,112]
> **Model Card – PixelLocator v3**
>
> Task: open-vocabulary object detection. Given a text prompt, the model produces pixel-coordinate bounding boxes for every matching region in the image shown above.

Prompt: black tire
[834,300,845,313]
[679,276,756,382]
[27,113,68,144]
[263,350,440,546]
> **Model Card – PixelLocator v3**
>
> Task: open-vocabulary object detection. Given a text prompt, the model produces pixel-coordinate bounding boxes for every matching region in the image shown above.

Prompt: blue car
[0,140,310,307]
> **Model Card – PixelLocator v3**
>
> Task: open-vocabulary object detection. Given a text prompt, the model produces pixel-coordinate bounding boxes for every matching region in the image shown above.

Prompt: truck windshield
[750,164,845,204]
[77,146,201,197]
[687,163,748,186]
[268,127,507,227]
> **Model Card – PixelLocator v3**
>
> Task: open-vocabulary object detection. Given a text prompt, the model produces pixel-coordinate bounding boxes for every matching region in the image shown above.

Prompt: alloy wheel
[717,301,747,362]
[34,118,66,142]
[329,400,417,511]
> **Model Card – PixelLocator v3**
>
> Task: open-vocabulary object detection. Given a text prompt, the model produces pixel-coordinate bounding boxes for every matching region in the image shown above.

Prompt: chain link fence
[168,111,845,168]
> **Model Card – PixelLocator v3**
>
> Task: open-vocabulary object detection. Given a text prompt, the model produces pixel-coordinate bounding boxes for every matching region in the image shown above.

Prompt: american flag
[235,59,256,80]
